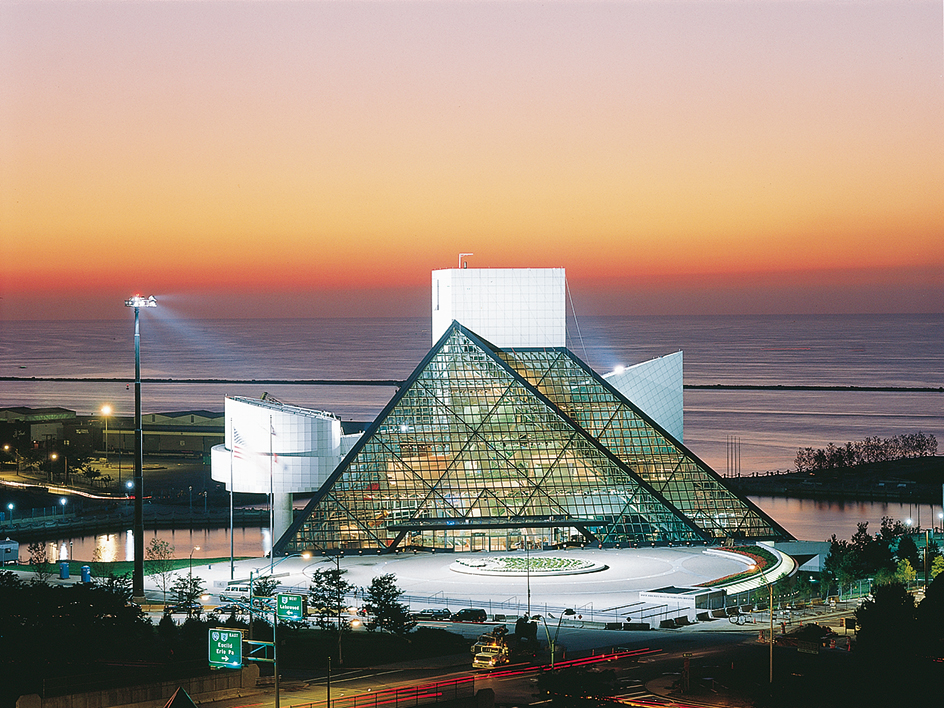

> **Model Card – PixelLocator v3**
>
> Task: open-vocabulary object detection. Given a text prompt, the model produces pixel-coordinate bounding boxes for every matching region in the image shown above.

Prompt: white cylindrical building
[211,396,344,547]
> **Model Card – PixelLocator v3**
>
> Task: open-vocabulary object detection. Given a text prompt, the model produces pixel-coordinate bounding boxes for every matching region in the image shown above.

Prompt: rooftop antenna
[458,253,473,269]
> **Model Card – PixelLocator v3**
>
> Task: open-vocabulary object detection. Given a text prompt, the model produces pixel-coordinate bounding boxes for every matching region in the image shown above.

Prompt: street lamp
[749,563,775,684]
[189,545,200,580]
[59,497,67,516]
[125,293,157,603]
[533,608,575,668]
[101,405,112,467]
[3,444,20,475]
[526,542,531,615]
[266,552,312,708]
[924,529,931,589]
[6,503,13,522]
[188,546,201,618]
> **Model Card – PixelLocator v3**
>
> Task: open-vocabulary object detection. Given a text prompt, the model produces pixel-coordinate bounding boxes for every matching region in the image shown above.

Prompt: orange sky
[2,1,942,319]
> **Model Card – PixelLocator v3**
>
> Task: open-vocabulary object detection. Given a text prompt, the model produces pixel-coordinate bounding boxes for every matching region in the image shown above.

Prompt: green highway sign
[277,593,306,621]
[208,628,243,669]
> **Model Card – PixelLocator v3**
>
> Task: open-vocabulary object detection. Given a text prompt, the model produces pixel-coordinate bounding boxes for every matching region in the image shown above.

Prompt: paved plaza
[185,546,752,619]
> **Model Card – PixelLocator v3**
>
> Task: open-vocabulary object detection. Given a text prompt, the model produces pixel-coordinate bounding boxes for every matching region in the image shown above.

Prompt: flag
[233,426,249,461]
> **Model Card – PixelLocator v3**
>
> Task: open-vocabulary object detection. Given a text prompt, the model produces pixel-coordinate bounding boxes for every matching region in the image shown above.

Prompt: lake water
[2,314,942,555]
[2,314,940,475]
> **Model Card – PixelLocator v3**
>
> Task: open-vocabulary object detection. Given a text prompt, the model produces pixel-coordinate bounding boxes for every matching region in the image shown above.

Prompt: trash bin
[59,562,70,579]
[81,565,91,583]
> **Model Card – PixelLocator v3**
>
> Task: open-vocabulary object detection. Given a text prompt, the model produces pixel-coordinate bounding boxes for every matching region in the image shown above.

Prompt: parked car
[411,608,451,621]
[219,584,251,602]
[212,602,247,616]
[164,601,203,616]
[451,608,487,622]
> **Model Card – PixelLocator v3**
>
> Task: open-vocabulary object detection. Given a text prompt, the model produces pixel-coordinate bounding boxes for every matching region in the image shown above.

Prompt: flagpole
[269,414,274,575]
[229,416,234,581]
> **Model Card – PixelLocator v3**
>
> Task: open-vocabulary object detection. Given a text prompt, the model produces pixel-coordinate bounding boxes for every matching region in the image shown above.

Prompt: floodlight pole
[230,416,234,581]
[126,294,156,602]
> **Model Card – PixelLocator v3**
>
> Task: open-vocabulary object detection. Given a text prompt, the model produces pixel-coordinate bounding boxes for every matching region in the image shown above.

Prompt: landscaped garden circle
[450,556,608,576]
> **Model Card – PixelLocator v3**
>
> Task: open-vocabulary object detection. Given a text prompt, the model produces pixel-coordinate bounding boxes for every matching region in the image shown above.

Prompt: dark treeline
[794,432,937,472]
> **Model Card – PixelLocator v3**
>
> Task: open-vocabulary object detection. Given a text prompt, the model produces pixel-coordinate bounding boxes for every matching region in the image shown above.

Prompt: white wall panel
[211,396,343,494]
[604,351,684,442]
[432,268,565,347]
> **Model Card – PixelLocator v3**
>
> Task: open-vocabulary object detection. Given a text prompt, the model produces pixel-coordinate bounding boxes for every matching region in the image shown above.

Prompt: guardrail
[287,676,475,708]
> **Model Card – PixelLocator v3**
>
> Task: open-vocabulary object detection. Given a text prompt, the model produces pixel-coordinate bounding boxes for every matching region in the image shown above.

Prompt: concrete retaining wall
[17,665,260,708]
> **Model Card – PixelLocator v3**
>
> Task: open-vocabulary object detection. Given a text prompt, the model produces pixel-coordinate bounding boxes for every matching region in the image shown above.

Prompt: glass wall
[284,325,789,554]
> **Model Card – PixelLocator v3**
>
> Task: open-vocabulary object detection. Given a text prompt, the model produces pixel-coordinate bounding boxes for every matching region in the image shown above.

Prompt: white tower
[431,267,566,347]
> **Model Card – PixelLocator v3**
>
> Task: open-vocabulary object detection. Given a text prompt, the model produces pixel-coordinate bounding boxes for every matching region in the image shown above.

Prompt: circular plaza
[187,544,793,623]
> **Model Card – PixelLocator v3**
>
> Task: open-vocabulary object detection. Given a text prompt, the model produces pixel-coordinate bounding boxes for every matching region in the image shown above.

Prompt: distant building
[0,406,224,460]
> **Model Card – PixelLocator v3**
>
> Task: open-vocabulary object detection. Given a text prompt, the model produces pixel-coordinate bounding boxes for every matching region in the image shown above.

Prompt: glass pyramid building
[276,323,791,554]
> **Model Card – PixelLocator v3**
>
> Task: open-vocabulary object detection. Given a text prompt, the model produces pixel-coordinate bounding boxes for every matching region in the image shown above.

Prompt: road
[197,622,762,708]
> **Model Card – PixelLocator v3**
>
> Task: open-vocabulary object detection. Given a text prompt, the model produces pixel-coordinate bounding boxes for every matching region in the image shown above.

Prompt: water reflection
[37,527,268,563]
[750,496,943,541]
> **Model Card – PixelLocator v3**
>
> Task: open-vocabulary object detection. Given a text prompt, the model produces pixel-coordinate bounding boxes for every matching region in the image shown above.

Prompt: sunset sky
[2,1,942,320]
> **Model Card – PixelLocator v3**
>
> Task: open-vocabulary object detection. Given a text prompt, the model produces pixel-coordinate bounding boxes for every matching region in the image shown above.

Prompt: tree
[896,534,920,570]
[362,573,416,635]
[89,546,111,580]
[855,582,917,659]
[0,570,153,705]
[97,572,134,602]
[879,516,906,541]
[875,559,916,586]
[170,574,206,615]
[916,572,944,658]
[145,537,177,604]
[308,566,355,631]
[27,541,52,584]
[823,535,856,587]
[252,574,281,598]
[850,522,894,579]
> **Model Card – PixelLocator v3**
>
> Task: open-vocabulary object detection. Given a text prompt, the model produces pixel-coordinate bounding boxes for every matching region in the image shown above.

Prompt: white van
[219,584,251,602]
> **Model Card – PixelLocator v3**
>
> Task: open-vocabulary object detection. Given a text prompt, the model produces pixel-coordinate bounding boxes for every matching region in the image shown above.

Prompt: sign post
[277,593,306,621]
[208,628,243,669]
